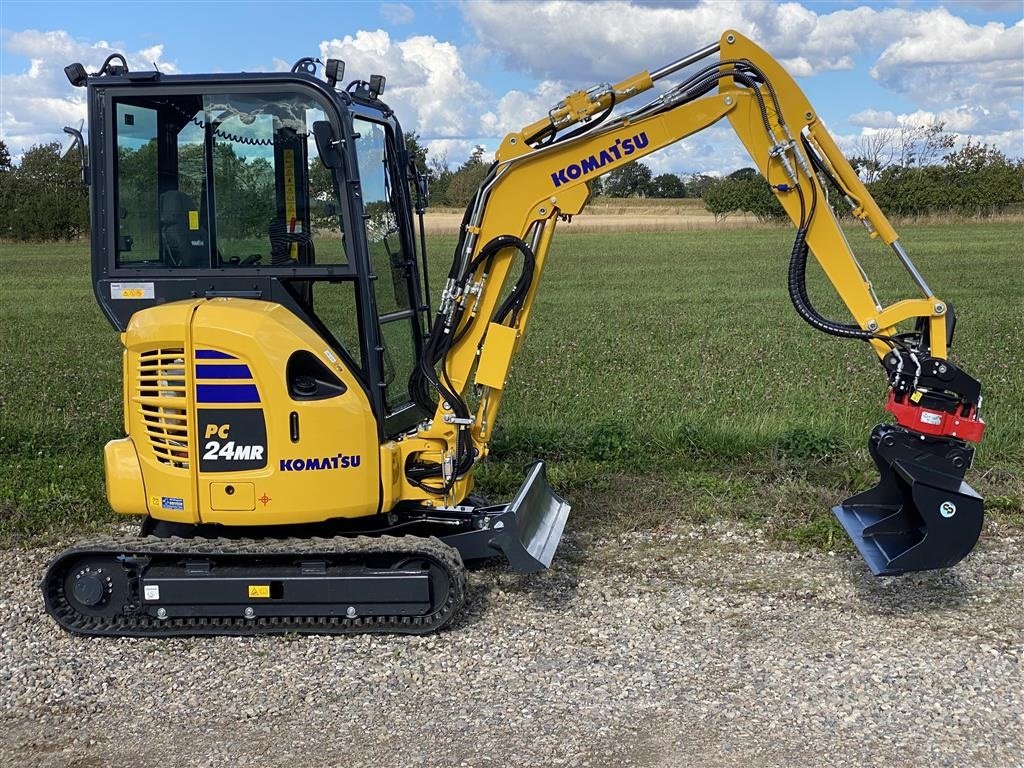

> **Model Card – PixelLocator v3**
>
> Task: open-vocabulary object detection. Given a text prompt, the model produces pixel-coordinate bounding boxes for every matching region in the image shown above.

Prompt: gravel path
[2,525,1021,768]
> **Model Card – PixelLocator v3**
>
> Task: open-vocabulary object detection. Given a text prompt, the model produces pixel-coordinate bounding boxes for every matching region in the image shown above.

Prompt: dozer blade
[443,461,570,573]
[833,424,983,576]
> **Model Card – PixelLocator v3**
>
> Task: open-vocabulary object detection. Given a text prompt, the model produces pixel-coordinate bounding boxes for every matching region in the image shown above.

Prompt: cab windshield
[113,90,347,269]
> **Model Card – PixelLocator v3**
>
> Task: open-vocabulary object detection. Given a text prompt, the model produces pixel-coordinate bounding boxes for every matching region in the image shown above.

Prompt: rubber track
[41,534,466,637]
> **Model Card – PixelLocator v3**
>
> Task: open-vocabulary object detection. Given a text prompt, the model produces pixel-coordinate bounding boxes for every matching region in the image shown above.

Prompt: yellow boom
[393,30,956,511]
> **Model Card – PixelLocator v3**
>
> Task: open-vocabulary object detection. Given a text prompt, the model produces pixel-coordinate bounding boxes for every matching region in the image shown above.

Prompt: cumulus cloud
[479,80,569,137]
[852,106,1003,134]
[463,0,898,82]
[869,13,1022,131]
[464,1,1021,82]
[464,1,1023,165]
[3,3,1019,177]
[846,105,1023,160]
[422,138,490,167]
[0,29,178,157]
[320,30,490,139]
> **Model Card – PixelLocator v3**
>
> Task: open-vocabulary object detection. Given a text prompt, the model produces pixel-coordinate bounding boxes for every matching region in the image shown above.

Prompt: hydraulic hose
[787,228,875,340]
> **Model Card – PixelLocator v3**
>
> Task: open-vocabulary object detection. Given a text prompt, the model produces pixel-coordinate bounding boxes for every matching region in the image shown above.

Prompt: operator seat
[160,191,209,267]
[269,216,314,266]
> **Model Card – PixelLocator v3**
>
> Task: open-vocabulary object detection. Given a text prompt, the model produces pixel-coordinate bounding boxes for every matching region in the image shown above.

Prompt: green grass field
[1,222,1022,547]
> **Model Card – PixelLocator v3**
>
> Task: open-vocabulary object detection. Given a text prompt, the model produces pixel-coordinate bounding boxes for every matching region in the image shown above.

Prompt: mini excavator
[44,31,986,636]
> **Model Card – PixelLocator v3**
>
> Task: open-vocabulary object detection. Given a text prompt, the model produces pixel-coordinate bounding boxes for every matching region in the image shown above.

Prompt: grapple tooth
[833,423,983,576]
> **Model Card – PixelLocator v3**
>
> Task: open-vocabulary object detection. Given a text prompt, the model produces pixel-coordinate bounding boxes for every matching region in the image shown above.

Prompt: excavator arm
[396,30,986,575]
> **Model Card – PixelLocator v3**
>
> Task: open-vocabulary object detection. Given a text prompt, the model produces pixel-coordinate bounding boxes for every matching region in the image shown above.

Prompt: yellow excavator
[45,31,986,636]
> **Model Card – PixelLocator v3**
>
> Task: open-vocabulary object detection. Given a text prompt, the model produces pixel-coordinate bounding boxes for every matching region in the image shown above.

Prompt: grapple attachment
[443,461,570,573]
[833,424,983,576]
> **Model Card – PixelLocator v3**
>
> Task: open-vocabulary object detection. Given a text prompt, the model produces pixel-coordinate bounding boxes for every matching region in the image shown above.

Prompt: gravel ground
[1,524,1021,768]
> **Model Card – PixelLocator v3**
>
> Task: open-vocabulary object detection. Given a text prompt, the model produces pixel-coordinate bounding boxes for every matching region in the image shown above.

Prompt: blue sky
[2,0,1021,175]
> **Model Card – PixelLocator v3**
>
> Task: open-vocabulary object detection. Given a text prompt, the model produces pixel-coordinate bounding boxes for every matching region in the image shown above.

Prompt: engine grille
[137,348,190,468]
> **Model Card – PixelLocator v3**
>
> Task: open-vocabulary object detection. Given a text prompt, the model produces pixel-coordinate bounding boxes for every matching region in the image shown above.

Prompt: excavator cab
[86,68,434,437]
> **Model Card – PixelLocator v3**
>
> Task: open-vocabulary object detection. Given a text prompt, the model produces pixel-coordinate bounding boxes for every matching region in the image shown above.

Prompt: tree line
[2,119,1021,242]
[594,123,1023,222]
[0,141,89,241]
[409,122,1023,221]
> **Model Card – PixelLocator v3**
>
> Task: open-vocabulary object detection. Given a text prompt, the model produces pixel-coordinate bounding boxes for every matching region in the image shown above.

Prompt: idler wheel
[72,573,106,606]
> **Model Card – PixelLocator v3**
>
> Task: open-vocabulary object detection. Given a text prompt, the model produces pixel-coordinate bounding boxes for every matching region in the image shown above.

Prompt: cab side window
[114,98,211,268]
[112,91,349,270]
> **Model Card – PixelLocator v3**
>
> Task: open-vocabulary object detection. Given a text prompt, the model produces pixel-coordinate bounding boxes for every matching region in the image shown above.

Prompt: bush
[870,142,1024,217]
[703,175,785,222]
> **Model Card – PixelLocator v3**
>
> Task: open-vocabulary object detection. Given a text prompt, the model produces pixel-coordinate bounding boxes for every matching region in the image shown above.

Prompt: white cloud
[463,1,1023,166]
[869,13,1023,135]
[1,30,178,157]
[844,105,1024,164]
[479,80,569,137]
[462,0,900,82]
[2,3,1019,179]
[637,121,749,177]
[464,0,1022,84]
[319,30,490,138]
[423,138,491,167]
[380,2,415,25]
[848,108,899,129]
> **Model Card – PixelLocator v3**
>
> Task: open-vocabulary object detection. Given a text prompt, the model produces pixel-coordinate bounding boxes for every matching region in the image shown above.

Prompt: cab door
[351,115,427,435]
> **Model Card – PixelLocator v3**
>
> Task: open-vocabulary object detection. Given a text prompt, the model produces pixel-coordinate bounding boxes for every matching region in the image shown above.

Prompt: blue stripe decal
[195,364,252,380]
[196,384,260,404]
[195,349,237,360]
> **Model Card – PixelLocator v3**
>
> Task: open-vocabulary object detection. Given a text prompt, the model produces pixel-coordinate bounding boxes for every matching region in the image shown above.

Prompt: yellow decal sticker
[111,282,154,300]
[283,149,298,260]
[910,391,923,403]
[248,585,270,598]
[188,210,200,230]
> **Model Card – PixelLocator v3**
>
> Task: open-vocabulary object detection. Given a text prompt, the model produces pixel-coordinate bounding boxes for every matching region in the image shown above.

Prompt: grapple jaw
[833,424,983,576]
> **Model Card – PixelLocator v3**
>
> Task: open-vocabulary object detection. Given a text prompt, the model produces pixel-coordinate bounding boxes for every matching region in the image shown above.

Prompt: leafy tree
[703,174,785,222]
[0,142,88,241]
[426,150,454,206]
[649,173,687,198]
[684,173,719,198]
[603,161,653,197]
[727,167,758,180]
[870,140,1024,217]
[0,140,14,236]
[308,152,338,229]
[404,131,428,175]
[444,145,492,208]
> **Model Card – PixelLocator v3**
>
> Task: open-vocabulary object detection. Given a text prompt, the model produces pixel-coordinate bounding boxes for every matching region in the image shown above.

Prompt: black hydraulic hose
[787,180,897,345]
[493,240,536,324]
[646,59,774,136]
[730,59,784,125]
[788,228,875,340]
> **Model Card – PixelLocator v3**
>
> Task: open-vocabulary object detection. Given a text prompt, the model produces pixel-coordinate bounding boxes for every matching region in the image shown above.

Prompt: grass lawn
[1,222,1021,547]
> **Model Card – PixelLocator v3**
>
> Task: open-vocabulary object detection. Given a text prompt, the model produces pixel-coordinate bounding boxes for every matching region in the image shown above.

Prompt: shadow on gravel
[844,560,973,616]
[449,533,590,631]
[509,534,588,611]
[446,578,494,632]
